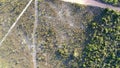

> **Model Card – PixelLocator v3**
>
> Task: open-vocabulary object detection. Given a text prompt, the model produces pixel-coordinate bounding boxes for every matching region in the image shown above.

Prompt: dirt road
[62,0,120,12]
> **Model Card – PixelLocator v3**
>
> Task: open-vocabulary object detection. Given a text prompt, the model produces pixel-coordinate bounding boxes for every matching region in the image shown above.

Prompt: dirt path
[62,0,120,12]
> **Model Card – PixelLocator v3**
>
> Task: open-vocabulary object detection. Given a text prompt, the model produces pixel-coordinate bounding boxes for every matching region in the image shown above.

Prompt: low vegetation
[102,0,120,6]
[0,0,119,68]
[81,9,120,68]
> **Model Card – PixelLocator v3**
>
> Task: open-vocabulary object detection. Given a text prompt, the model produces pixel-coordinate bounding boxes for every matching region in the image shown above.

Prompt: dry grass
[0,0,100,68]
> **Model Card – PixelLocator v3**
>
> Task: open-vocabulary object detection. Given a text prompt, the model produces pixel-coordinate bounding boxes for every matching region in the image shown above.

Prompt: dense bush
[102,0,120,6]
[81,9,120,68]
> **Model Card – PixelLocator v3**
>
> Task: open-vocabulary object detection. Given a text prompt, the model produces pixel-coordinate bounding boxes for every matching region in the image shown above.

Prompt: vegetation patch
[81,9,120,68]
[101,0,120,6]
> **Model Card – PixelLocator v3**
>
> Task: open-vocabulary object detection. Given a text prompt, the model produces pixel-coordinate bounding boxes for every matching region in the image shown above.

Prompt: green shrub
[81,9,120,68]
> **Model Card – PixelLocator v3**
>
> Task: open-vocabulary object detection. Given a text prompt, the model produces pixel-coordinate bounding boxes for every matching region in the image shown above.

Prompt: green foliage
[102,0,120,6]
[81,9,120,67]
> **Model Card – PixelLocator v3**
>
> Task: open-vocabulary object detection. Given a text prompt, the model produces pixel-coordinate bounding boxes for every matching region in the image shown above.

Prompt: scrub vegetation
[102,0,120,6]
[0,0,119,68]
[81,9,120,68]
